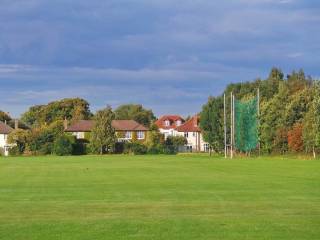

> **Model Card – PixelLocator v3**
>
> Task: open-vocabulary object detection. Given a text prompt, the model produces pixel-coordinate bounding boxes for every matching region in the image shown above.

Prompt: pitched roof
[65,120,148,132]
[0,121,13,134]
[176,115,201,132]
[155,115,185,130]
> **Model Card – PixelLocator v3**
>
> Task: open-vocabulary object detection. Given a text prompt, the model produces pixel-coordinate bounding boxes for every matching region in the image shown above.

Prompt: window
[125,131,132,139]
[193,132,196,137]
[137,131,145,139]
[204,143,210,152]
[184,132,188,138]
[76,132,85,139]
[165,120,170,126]
[176,120,181,126]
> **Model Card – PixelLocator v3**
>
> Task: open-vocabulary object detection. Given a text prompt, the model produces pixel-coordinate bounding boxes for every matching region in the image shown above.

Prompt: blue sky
[0,0,319,117]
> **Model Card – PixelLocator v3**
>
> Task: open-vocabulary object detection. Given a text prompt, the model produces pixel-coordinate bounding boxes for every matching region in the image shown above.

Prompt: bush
[72,139,87,155]
[163,145,177,155]
[53,135,73,156]
[9,146,21,156]
[124,142,147,155]
[147,145,163,154]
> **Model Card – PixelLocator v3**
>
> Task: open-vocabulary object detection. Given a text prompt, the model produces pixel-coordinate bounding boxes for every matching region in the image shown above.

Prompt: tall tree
[21,98,92,126]
[114,104,155,127]
[90,106,116,154]
[200,96,224,153]
[0,111,11,123]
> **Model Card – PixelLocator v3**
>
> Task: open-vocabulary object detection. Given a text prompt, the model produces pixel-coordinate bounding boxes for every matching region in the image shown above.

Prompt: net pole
[230,92,233,159]
[232,94,235,157]
[257,88,260,156]
[224,93,227,158]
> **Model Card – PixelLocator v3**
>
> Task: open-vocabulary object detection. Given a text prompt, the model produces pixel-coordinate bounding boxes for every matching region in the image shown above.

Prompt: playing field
[0,154,319,240]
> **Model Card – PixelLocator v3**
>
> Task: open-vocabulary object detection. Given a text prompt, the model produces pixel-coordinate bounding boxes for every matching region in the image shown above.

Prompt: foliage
[145,124,164,148]
[288,123,304,152]
[26,121,65,155]
[90,106,116,154]
[124,142,148,155]
[53,135,74,156]
[21,98,92,127]
[114,104,156,127]
[200,96,223,152]
[0,111,11,123]
[7,129,30,154]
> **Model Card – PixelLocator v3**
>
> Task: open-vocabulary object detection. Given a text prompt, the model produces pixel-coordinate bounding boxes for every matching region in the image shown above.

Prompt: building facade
[0,121,13,156]
[65,120,149,142]
[175,115,210,152]
[155,115,185,139]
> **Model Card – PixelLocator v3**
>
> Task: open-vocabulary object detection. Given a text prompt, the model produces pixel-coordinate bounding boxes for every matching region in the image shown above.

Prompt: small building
[0,121,13,156]
[65,120,149,142]
[155,115,185,139]
[175,115,210,152]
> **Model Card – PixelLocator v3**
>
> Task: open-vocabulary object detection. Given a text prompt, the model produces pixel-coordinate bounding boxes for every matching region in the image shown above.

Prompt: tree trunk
[313,146,316,159]
[100,146,103,155]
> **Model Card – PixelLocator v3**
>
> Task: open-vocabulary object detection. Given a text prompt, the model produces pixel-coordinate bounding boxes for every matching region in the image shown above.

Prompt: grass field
[0,154,319,240]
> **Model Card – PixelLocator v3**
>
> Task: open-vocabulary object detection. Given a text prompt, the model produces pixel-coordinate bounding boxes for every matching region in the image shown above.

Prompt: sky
[0,0,319,118]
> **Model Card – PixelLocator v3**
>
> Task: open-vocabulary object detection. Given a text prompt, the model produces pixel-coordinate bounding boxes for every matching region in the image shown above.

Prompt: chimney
[193,116,198,127]
[63,117,68,130]
[14,119,19,130]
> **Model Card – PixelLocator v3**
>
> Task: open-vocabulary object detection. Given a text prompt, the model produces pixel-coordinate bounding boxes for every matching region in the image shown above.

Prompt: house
[175,115,210,152]
[155,115,184,139]
[0,121,13,156]
[65,120,149,142]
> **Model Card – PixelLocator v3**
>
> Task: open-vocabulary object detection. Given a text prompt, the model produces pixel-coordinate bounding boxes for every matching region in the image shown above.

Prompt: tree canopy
[114,104,156,127]
[21,98,92,127]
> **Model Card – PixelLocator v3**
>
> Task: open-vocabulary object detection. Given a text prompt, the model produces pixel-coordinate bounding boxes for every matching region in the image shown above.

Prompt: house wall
[0,134,9,156]
[159,128,176,139]
[175,131,209,152]
[71,131,148,143]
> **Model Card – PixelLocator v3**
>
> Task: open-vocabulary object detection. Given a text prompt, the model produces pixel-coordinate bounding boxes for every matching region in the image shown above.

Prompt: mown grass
[0,154,319,239]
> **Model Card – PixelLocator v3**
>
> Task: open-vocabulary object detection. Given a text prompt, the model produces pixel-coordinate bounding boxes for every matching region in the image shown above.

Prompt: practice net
[234,97,259,152]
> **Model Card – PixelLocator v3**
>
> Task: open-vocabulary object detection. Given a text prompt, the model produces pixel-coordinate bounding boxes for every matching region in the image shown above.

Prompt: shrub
[124,142,147,155]
[147,145,163,154]
[9,146,21,156]
[53,135,73,156]
[114,142,125,154]
[72,139,88,155]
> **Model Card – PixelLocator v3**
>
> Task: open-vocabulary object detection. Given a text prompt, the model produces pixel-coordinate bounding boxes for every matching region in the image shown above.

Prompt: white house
[0,121,13,156]
[175,115,210,152]
[155,115,185,139]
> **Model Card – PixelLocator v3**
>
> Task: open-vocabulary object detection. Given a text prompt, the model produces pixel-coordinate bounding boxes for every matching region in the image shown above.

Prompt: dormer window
[164,120,170,126]
[176,120,181,126]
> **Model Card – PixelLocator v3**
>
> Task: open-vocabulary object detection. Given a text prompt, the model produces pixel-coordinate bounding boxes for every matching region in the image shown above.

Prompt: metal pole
[232,94,235,158]
[224,93,227,158]
[257,88,260,156]
[230,92,233,159]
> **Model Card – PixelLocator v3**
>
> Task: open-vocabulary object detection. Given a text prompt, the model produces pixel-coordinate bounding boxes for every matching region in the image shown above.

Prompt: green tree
[21,98,92,126]
[114,104,155,127]
[0,111,11,123]
[53,135,74,156]
[7,129,30,154]
[200,96,224,154]
[90,106,116,154]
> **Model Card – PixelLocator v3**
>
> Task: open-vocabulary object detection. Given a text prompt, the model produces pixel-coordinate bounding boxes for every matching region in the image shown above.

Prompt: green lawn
[0,154,319,240]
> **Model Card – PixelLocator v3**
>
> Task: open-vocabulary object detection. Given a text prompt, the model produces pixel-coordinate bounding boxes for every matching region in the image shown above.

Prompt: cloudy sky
[0,0,319,117]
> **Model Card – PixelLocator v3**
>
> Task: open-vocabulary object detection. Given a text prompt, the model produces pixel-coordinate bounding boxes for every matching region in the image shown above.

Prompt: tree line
[200,68,320,157]
[1,102,185,156]
[1,67,319,157]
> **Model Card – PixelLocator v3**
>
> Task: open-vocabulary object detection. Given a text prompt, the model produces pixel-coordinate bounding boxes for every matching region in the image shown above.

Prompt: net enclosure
[234,96,259,152]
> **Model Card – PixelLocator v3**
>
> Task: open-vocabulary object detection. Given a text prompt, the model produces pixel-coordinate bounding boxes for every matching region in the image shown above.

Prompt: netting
[234,97,258,152]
